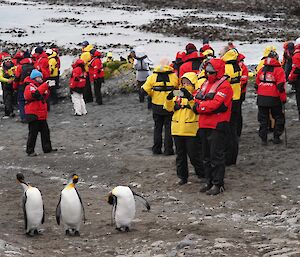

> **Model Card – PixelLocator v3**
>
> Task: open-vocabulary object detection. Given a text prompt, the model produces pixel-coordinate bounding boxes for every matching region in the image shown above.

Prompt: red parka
[237,54,249,96]
[194,58,233,129]
[70,59,86,92]
[179,51,203,77]
[14,58,34,90]
[288,44,300,82]
[89,51,104,82]
[34,52,50,80]
[256,57,286,106]
[24,77,50,120]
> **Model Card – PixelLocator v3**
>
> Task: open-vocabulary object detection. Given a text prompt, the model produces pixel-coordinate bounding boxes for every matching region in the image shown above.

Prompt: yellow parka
[164,72,199,136]
[222,49,241,101]
[142,65,178,106]
[0,65,15,84]
[255,46,277,74]
[48,51,59,77]
[80,44,93,72]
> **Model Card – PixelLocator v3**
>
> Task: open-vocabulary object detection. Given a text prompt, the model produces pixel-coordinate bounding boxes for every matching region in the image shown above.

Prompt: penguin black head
[107,192,116,205]
[16,173,25,183]
[72,174,79,184]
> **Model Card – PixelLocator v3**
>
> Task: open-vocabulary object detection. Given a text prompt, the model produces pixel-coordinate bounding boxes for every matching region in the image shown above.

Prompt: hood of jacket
[48,51,57,59]
[263,57,281,67]
[82,44,93,53]
[221,49,239,62]
[263,46,276,58]
[208,58,226,80]
[184,51,203,62]
[72,59,85,69]
[153,65,174,73]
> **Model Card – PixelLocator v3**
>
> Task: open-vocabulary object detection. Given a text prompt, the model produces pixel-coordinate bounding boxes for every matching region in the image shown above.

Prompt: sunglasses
[206,71,216,75]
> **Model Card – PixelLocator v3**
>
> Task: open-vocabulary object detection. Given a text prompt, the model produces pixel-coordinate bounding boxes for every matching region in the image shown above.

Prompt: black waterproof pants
[225,100,240,165]
[94,78,103,105]
[174,134,204,180]
[83,74,93,103]
[26,120,52,154]
[295,83,300,117]
[258,105,285,141]
[152,113,173,154]
[200,128,226,187]
[138,80,152,108]
[2,87,14,116]
[48,76,59,105]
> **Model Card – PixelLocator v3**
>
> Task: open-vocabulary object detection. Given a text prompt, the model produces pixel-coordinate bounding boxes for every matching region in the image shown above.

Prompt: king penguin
[108,186,150,232]
[56,174,85,236]
[16,173,45,237]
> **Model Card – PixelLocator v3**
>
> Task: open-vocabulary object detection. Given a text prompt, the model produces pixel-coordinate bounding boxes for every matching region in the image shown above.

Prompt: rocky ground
[1,78,300,256]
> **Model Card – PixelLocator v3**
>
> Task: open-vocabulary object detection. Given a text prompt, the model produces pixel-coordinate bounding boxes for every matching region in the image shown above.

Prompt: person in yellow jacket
[105,52,114,63]
[164,72,204,185]
[80,41,94,103]
[196,49,215,89]
[0,56,15,118]
[221,48,242,166]
[46,49,59,105]
[142,58,179,155]
[255,46,277,74]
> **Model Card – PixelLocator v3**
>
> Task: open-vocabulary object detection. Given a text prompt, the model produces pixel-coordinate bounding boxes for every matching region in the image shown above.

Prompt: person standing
[134,47,153,108]
[0,56,15,118]
[237,53,249,137]
[89,49,104,105]
[142,58,178,155]
[80,41,94,103]
[221,48,242,166]
[288,37,300,121]
[282,42,294,80]
[164,72,204,185]
[70,59,87,116]
[179,43,203,77]
[194,58,233,195]
[24,70,56,156]
[256,51,286,144]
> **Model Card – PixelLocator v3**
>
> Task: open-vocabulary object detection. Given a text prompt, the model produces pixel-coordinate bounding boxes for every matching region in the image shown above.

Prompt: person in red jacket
[237,53,249,137]
[288,37,300,121]
[179,43,204,77]
[89,49,105,105]
[256,51,286,145]
[173,51,186,77]
[34,46,50,81]
[24,70,56,156]
[194,58,233,195]
[70,59,87,116]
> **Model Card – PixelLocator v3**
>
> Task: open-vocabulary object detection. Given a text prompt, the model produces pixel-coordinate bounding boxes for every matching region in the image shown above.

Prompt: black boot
[200,184,212,193]
[206,185,225,195]
[177,179,187,185]
[273,136,282,144]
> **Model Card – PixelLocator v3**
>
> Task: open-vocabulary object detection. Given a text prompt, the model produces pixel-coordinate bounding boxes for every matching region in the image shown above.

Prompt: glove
[192,102,199,114]
[174,103,181,111]
[180,88,193,100]
[167,90,174,100]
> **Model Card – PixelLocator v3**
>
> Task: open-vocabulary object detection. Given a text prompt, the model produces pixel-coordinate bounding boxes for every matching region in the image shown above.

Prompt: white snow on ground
[0,0,285,72]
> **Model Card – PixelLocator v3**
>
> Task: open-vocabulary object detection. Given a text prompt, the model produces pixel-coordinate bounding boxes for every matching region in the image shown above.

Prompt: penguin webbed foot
[25,231,34,237]
[65,229,71,236]
[74,231,80,237]
[115,226,130,232]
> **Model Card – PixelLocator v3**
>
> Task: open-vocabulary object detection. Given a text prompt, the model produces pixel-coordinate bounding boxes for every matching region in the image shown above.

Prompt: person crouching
[194,59,233,195]
[164,72,204,185]
[70,59,87,116]
[24,70,56,156]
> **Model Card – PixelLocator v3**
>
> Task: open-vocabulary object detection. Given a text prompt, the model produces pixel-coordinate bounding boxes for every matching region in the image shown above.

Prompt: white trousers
[71,92,87,115]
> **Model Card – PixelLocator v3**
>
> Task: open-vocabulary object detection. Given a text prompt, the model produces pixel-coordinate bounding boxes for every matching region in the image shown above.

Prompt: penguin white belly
[60,188,82,229]
[115,196,136,228]
[25,187,43,231]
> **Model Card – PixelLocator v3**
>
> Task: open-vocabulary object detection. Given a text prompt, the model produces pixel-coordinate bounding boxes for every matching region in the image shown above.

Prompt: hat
[90,48,96,55]
[268,50,279,59]
[30,69,43,79]
[46,49,53,55]
[23,51,31,58]
[295,37,300,46]
[35,46,43,54]
[2,56,12,62]
[82,41,89,47]
[185,43,197,53]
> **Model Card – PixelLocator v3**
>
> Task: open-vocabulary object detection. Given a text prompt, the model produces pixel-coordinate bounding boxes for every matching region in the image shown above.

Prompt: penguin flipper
[111,197,117,226]
[75,187,86,223]
[22,193,28,230]
[56,195,61,225]
[132,191,150,211]
[41,203,45,224]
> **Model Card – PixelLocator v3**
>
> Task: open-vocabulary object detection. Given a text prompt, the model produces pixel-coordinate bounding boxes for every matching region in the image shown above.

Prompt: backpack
[20,63,34,82]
